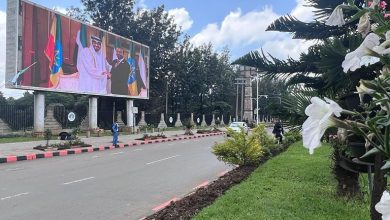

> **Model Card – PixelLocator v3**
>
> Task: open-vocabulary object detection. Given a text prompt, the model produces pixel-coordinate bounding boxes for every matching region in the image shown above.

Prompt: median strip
[0,132,224,164]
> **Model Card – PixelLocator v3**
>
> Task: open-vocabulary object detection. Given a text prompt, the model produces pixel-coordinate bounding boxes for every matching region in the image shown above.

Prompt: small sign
[133,107,138,114]
[68,112,76,122]
[169,117,173,123]
[197,118,200,123]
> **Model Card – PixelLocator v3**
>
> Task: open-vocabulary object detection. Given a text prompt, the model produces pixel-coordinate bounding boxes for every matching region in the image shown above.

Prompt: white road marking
[1,192,29,201]
[92,155,101,158]
[146,155,180,165]
[133,149,143,151]
[181,141,188,144]
[6,167,24,171]
[112,151,124,155]
[63,177,95,185]
[167,143,175,146]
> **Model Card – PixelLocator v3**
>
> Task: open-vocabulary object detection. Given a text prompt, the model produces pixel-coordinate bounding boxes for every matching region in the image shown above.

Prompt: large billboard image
[6,0,149,99]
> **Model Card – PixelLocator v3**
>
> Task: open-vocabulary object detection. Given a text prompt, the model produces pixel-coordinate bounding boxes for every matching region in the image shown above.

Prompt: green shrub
[182,119,195,135]
[213,127,263,166]
[283,129,302,146]
[72,127,81,137]
[252,124,279,157]
[44,129,52,147]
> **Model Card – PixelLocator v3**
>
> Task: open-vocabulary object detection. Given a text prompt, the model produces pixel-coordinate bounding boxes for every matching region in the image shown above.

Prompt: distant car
[227,122,249,135]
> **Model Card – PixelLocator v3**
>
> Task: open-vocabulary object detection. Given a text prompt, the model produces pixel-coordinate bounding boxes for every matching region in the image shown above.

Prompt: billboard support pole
[33,92,45,135]
[126,99,134,133]
[88,96,98,132]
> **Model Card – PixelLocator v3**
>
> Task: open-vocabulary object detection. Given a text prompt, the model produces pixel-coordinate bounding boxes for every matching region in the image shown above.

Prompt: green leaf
[376,116,390,126]
[346,9,368,24]
[360,147,381,158]
[381,161,390,170]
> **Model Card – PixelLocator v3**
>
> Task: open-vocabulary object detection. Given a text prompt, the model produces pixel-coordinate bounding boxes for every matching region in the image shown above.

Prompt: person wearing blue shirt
[112,121,119,146]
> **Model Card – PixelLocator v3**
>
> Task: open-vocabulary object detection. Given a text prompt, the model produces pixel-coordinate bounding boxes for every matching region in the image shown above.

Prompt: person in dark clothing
[112,120,119,146]
[272,120,284,143]
[110,48,130,95]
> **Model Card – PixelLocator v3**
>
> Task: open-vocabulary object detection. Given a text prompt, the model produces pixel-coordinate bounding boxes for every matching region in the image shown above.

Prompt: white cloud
[190,2,316,60]
[262,37,315,60]
[291,0,315,22]
[136,0,148,10]
[168,8,193,31]
[191,7,280,49]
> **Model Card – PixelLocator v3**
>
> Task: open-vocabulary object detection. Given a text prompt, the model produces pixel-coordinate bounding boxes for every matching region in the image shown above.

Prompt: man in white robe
[76,32,111,94]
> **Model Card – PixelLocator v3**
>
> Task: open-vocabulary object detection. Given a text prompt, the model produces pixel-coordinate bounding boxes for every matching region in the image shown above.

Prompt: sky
[0,0,317,98]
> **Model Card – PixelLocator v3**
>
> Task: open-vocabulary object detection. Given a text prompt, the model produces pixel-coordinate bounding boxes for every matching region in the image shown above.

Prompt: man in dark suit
[110,48,130,95]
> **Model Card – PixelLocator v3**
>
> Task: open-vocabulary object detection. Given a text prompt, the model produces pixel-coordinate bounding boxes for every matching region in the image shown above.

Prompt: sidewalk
[0,129,192,158]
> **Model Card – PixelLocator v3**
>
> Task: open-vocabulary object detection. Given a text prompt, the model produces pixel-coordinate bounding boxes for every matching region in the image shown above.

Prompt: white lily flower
[356,80,375,103]
[302,97,343,154]
[325,6,345,27]
[357,13,370,37]
[342,33,381,72]
[375,191,390,220]
[372,31,390,55]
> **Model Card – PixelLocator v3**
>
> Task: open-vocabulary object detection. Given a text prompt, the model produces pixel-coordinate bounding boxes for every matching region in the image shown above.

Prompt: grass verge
[0,136,48,143]
[194,142,369,220]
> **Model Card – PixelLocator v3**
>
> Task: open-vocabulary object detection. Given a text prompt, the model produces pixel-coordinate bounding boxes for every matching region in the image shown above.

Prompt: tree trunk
[332,148,362,197]
[371,154,387,220]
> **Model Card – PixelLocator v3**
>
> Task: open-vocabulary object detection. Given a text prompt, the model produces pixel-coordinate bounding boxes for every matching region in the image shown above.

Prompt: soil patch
[145,145,289,220]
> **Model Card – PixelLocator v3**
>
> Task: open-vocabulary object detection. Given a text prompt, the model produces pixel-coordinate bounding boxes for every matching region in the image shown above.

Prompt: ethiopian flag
[44,14,63,87]
[127,42,138,96]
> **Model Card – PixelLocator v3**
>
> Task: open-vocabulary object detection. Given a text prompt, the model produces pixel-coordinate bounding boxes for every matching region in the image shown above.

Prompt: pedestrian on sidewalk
[112,120,119,146]
[272,119,284,143]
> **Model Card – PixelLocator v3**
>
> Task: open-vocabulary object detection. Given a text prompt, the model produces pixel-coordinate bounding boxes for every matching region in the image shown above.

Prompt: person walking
[112,120,119,146]
[272,119,284,143]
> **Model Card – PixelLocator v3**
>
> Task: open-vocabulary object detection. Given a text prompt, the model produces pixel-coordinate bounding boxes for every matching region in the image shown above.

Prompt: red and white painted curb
[0,132,224,164]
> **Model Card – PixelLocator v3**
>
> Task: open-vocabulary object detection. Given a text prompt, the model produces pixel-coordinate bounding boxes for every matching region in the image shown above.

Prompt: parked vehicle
[227,122,249,135]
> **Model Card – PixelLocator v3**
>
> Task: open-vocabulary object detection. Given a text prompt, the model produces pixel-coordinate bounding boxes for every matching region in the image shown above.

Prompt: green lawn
[194,142,370,220]
[0,136,46,143]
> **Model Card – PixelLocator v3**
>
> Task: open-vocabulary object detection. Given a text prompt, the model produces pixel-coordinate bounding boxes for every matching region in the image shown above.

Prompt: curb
[145,168,230,219]
[0,132,224,164]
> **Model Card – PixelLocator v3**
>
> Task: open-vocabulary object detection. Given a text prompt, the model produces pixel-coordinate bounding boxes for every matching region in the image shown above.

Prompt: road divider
[0,132,224,165]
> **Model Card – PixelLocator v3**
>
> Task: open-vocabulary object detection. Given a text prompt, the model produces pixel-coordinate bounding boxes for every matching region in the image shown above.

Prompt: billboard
[6,0,149,99]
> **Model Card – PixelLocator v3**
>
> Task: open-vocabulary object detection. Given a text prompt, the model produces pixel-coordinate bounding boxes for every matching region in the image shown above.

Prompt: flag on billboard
[127,42,138,96]
[79,24,88,48]
[44,14,63,87]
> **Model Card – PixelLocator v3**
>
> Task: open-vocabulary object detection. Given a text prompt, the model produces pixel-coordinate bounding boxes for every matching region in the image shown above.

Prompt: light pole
[165,73,171,116]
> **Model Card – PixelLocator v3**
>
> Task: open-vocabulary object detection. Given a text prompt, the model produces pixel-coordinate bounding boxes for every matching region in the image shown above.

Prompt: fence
[0,104,34,131]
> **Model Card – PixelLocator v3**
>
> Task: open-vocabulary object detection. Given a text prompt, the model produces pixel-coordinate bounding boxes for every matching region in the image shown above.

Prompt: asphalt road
[0,136,231,220]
